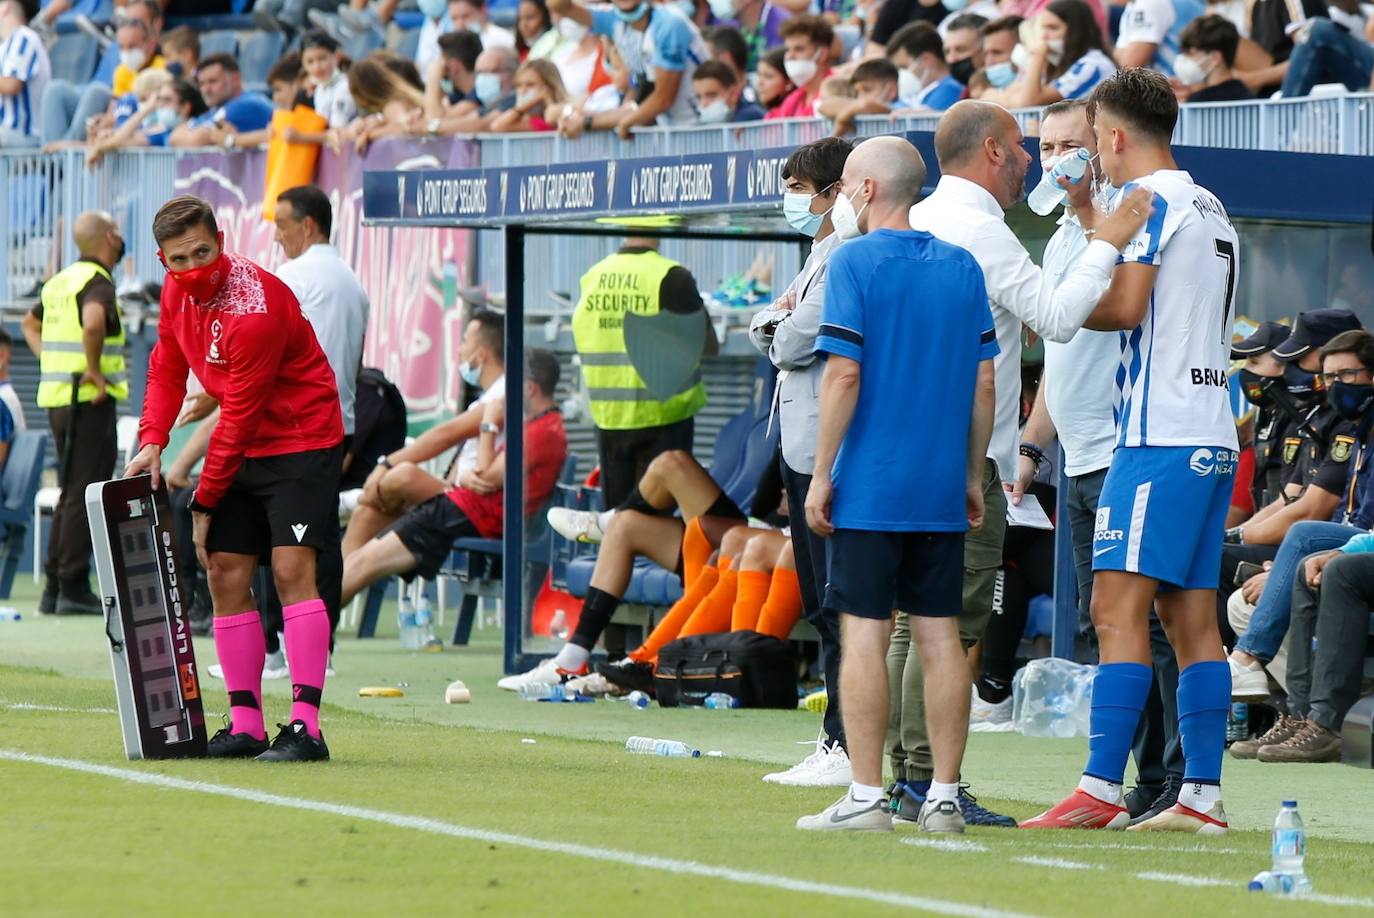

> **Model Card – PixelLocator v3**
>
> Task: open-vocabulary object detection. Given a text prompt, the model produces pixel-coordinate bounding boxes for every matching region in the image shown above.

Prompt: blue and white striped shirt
[0,25,50,139]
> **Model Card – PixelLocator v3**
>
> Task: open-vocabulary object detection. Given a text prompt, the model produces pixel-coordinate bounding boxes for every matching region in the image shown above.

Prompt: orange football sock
[731,570,772,631]
[755,567,803,640]
[680,517,712,586]
[679,567,738,637]
[629,566,720,665]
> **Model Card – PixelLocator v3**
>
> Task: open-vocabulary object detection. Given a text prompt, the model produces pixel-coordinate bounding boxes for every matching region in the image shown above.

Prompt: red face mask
[160,232,230,303]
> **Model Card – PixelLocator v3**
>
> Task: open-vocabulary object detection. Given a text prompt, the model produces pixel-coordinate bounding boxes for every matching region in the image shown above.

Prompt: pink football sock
[213,610,266,740]
[283,598,331,738]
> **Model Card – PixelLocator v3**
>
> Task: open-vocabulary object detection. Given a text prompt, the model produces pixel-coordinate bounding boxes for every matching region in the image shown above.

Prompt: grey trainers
[796,793,894,832]
[917,798,966,834]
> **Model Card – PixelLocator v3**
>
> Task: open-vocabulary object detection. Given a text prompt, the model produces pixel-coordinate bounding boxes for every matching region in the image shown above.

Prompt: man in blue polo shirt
[797,135,998,836]
[169,53,274,149]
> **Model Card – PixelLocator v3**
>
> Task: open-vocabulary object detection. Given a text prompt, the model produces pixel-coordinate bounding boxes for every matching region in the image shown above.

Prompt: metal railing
[2,92,1369,306]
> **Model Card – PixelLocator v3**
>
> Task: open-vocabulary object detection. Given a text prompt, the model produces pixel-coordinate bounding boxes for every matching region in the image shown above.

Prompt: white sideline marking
[0,700,117,715]
[1014,857,1098,871]
[1133,872,1230,888]
[1033,841,1241,855]
[0,749,1034,918]
[901,837,991,853]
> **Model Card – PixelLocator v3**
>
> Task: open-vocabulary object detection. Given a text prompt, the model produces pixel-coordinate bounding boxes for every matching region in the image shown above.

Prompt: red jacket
[139,253,344,509]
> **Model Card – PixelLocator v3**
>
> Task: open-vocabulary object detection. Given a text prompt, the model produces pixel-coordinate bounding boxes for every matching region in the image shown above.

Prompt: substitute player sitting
[127,195,344,763]
[1022,69,1240,833]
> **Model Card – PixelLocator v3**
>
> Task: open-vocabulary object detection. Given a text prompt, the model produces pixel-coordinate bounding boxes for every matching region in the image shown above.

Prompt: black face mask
[1238,368,1273,408]
[113,237,127,265]
[949,57,976,85]
[1329,381,1374,421]
[1284,363,1319,398]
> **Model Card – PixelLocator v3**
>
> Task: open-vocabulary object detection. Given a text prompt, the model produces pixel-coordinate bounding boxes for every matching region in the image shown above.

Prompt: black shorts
[381,493,481,581]
[825,529,964,620]
[205,445,343,559]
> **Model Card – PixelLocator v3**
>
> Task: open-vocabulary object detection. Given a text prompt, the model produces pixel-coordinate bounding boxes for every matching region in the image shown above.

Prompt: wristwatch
[222,133,237,149]
[480,422,500,435]
[426,117,441,135]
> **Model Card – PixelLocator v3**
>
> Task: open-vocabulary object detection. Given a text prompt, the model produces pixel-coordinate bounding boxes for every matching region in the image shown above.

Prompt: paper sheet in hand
[1006,497,1054,530]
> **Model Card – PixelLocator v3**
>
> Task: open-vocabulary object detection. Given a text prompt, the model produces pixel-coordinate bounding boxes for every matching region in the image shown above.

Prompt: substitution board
[86,475,208,759]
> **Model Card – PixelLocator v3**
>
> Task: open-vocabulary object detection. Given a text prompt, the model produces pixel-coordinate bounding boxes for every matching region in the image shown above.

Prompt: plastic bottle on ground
[0,607,20,622]
[397,596,420,650]
[518,683,568,702]
[415,595,441,649]
[1248,800,1312,896]
[1028,147,1091,216]
[618,691,650,709]
[625,736,700,757]
[703,693,739,710]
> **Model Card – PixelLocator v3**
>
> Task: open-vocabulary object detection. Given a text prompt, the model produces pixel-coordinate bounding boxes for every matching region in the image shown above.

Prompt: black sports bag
[654,631,796,709]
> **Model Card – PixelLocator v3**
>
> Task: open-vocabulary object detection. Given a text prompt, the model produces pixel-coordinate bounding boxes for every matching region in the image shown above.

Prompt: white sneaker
[917,798,966,834]
[496,656,587,692]
[763,738,852,787]
[262,650,290,680]
[969,684,1012,727]
[796,792,893,831]
[547,508,607,544]
[1229,656,1270,701]
[565,671,614,696]
[207,664,224,680]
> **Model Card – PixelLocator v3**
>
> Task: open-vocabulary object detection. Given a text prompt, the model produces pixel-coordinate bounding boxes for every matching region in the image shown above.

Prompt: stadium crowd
[0,0,1372,153]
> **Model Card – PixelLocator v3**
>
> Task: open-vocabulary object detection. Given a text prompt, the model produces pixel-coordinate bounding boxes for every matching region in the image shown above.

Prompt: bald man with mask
[22,210,128,615]
[798,136,997,835]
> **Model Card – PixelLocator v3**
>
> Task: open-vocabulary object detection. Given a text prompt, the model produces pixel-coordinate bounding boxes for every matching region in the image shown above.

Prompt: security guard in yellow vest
[21,210,128,615]
[571,238,715,507]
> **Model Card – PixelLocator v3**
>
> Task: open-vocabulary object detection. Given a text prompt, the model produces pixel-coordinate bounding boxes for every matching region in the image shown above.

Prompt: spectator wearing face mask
[84,66,173,165]
[489,58,570,130]
[548,17,616,104]
[1114,0,1205,75]
[942,12,989,86]
[691,59,764,122]
[886,21,965,110]
[705,0,793,72]
[1175,13,1254,101]
[977,15,1022,92]
[998,1,1117,108]
[816,58,897,134]
[768,14,835,118]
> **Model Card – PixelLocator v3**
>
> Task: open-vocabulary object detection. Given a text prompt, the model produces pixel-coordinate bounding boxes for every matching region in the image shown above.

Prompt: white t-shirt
[456,375,506,479]
[0,25,49,139]
[1112,170,1239,450]
[0,380,25,432]
[312,70,357,128]
[1116,0,1206,75]
[1041,211,1119,477]
[274,244,369,435]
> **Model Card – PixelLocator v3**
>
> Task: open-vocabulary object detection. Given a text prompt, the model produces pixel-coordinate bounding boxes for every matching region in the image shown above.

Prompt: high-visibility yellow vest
[571,250,707,431]
[37,260,128,408]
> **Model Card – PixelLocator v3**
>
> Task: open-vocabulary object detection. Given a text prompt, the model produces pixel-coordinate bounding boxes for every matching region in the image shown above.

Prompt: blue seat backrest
[393,27,422,62]
[1,431,48,517]
[199,31,240,60]
[240,31,287,90]
[49,33,101,85]
[708,357,778,511]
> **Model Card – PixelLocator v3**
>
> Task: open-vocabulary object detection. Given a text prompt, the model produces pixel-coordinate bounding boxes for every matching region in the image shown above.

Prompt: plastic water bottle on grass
[397,597,421,650]
[0,607,20,622]
[518,683,568,702]
[617,691,650,709]
[703,693,739,710]
[1251,801,1312,896]
[415,596,443,650]
[626,736,700,757]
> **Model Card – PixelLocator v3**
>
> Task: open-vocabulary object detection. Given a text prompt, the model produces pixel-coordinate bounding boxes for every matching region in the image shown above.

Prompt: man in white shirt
[0,0,49,148]
[449,0,517,50]
[1011,98,1184,827]
[886,101,1147,815]
[1115,0,1206,74]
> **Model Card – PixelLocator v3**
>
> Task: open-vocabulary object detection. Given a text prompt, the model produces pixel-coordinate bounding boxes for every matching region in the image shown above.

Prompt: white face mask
[1172,53,1211,86]
[558,16,588,41]
[707,0,735,19]
[1045,38,1064,64]
[1010,42,1031,72]
[698,98,731,123]
[784,54,819,85]
[897,65,925,100]
[120,47,147,72]
[831,185,868,240]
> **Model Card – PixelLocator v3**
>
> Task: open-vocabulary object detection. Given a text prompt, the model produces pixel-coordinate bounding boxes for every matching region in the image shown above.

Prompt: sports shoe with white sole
[547,508,607,544]
[796,793,893,832]
[1229,656,1270,701]
[918,799,966,834]
[262,650,290,680]
[970,684,1012,727]
[565,671,615,697]
[763,738,851,787]
[1127,800,1228,835]
[496,656,587,692]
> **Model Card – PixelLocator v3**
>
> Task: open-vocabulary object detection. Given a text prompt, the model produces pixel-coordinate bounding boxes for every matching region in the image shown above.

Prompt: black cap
[1231,321,1289,360]
[1273,308,1362,361]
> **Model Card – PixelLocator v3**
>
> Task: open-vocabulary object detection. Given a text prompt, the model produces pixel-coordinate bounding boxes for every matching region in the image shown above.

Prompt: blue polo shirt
[816,228,997,532]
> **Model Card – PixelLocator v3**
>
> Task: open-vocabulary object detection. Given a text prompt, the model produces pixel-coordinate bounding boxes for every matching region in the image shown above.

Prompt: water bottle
[397,596,420,650]
[0,607,20,622]
[518,683,568,702]
[549,609,569,641]
[1028,147,1091,216]
[703,693,739,710]
[1248,871,1296,894]
[415,596,438,647]
[625,736,700,757]
[1227,703,1249,744]
[1273,800,1307,877]
[617,690,650,709]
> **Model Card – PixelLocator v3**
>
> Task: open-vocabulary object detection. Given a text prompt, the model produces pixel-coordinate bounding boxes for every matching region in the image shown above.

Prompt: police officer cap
[1230,321,1289,360]
[1272,308,1362,361]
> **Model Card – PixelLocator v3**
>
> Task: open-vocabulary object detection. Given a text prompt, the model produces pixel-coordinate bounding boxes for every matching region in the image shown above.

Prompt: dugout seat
[199,31,240,60]
[0,432,50,600]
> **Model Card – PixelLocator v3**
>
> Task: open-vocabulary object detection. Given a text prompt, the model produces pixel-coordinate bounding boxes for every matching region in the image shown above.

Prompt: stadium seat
[199,31,240,60]
[393,27,422,64]
[47,33,101,85]
[0,432,50,600]
[240,31,287,93]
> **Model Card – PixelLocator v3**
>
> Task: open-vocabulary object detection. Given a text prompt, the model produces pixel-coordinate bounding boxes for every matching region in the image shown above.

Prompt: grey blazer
[748,233,842,475]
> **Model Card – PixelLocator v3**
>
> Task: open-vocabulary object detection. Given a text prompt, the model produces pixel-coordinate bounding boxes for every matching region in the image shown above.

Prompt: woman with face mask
[489,59,571,131]
[998,0,1116,108]
[87,76,208,167]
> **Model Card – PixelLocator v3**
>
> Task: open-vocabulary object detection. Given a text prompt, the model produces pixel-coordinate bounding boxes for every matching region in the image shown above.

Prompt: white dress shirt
[275,243,369,435]
[1041,209,1121,477]
[909,175,1120,481]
